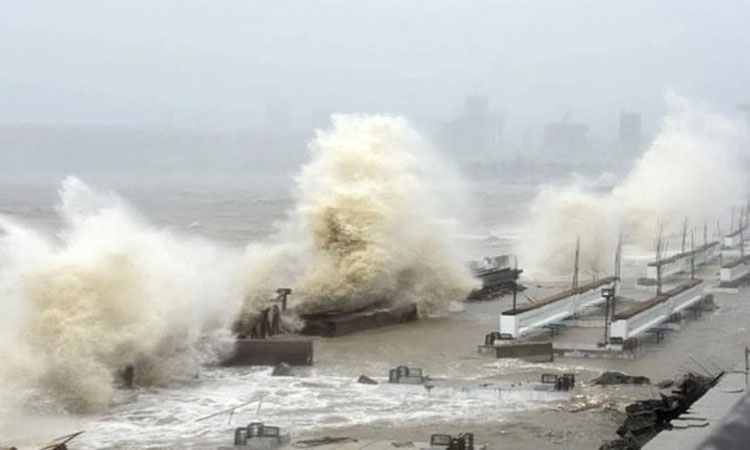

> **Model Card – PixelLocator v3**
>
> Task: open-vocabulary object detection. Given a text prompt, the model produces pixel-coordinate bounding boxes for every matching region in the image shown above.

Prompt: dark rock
[655,379,675,389]
[601,372,717,449]
[598,437,639,450]
[593,371,651,386]
[357,375,378,385]
[272,363,293,376]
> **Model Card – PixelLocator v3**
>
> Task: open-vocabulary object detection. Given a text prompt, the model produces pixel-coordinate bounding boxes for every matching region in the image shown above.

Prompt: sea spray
[614,95,746,242]
[242,114,477,317]
[519,185,618,281]
[519,94,747,278]
[0,177,241,413]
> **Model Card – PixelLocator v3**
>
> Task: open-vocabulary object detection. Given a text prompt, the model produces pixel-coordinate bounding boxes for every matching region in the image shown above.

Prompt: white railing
[724,233,742,248]
[610,281,703,342]
[645,258,684,280]
[693,243,720,266]
[644,242,719,281]
[720,258,750,283]
[499,278,616,339]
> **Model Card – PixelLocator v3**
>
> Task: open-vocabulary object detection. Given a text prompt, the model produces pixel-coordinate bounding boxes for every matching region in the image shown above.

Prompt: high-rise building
[442,94,503,160]
[542,120,588,159]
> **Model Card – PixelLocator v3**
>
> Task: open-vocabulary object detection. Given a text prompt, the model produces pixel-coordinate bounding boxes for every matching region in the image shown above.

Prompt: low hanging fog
[1,0,749,182]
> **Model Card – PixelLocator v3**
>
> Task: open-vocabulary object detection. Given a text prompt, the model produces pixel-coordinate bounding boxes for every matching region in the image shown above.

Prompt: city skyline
[3,1,749,138]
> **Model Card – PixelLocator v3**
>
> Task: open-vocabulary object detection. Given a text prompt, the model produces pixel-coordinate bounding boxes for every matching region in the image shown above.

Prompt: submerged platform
[300,303,418,337]
[499,276,616,339]
[494,341,554,362]
[639,242,720,286]
[221,338,313,366]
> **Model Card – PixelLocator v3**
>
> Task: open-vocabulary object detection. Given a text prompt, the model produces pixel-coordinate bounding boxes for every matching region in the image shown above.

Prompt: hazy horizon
[3,0,749,138]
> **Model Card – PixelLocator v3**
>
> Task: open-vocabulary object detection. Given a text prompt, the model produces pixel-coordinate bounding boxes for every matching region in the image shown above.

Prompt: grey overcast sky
[1,0,748,134]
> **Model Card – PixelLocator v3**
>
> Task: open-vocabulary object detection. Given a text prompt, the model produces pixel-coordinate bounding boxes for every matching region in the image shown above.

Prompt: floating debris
[357,375,378,385]
[593,372,651,386]
[219,422,289,450]
[271,363,293,377]
[388,366,428,385]
[539,373,576,392]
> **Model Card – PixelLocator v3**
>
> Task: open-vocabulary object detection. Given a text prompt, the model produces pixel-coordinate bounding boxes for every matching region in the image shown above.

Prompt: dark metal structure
[388,366,427,384]
[540,373,576,391]
[466,255,523,301]
[430,433,477,450]
[300,303,418,337]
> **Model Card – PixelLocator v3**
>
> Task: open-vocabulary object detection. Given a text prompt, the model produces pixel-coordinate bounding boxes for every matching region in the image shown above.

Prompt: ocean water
[0,178,542,449]
[1,177,744,450]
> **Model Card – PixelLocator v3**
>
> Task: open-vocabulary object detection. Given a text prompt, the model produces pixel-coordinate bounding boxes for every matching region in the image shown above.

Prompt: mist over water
[242,114,477,317]
[0,177,242,414]
[519,94,748,278]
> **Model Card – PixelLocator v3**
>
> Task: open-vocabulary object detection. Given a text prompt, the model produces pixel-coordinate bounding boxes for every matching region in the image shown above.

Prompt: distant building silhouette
[443,94,504,160]
[542,120,588,160]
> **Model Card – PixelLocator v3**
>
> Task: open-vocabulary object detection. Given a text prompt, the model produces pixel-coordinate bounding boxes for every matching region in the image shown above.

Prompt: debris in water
[271,363,293,377]
[593,372,651,386]
[357,375,378,385]
[219,422,289,450]
[39,431,85,450]
[388,366,428,385]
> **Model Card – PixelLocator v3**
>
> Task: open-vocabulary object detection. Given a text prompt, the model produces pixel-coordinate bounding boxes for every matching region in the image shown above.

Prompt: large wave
[241,114,477,317]
[0,177,241,413]
[519,94,747,278]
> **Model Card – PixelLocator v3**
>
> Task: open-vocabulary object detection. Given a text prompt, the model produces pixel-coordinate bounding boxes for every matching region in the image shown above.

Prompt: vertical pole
[572,236,580,290]
[691,229,695,280]
[614,232,622,315]
[717,220,723,266]
[746,346,749,386]
[704,222,708,246]
[742,224,746,259]
[512,256,518,314]
[681,218,688,254]
[603,293,610,344]
[656,226,664,296]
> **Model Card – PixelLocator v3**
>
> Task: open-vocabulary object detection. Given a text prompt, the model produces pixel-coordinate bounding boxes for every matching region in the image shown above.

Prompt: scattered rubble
[655,379,675,389]
[598,372,719,449]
